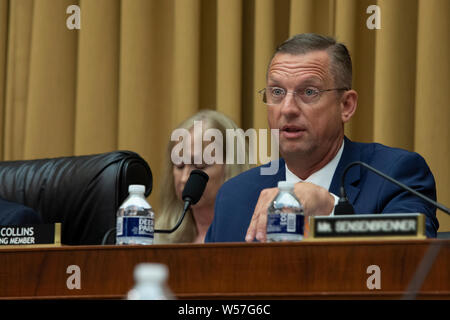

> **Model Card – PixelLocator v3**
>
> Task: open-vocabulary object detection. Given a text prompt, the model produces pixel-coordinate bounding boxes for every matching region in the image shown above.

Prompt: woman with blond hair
[155,110,252,244]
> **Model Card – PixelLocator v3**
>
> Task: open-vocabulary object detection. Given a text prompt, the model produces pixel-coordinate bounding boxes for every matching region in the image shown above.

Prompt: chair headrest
[0,150,152,245]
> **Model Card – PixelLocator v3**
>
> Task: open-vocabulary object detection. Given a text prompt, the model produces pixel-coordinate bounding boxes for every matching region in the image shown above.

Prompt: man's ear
[340,89,358,123]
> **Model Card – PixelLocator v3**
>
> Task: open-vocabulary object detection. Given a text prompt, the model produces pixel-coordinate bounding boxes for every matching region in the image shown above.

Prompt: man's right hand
[245,188,278,242]
[245,182,335,242]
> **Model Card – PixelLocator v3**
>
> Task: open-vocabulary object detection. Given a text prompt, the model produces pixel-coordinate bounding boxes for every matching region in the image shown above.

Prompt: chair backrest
[0,151,152,245]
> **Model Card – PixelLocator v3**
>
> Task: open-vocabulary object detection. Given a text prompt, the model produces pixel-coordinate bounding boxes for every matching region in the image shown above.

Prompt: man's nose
[280,92,301,116]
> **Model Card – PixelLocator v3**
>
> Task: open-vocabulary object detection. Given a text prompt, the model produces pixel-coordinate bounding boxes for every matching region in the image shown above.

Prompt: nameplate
[309,213,426,240]
[0,223,61,247]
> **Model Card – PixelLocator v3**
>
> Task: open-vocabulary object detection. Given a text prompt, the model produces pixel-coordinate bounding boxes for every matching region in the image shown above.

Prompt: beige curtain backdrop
[0,0,449,231]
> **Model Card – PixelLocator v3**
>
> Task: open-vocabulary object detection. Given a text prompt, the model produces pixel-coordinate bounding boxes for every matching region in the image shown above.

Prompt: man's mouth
[281,125,305,138]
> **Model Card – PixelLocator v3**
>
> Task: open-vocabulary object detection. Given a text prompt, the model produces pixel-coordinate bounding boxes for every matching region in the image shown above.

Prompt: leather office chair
[0,151,152,245]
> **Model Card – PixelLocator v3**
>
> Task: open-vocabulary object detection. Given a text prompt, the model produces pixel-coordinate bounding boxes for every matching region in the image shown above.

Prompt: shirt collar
[285,140,345,191]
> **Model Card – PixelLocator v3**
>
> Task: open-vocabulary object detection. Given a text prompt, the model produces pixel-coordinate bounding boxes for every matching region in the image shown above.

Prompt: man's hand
[293,182,335,217]
[245,182,335,242]
[245,188,278,242]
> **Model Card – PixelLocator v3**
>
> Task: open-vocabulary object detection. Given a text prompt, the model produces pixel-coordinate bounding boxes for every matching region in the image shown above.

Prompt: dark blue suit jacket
[0,198,42,225]
[205,137,439,241]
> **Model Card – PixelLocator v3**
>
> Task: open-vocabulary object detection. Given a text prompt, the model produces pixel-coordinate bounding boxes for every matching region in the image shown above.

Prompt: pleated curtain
[0,0,449,230]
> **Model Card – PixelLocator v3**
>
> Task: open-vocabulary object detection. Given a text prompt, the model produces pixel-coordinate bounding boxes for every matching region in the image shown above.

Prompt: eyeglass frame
[258,86,350,106]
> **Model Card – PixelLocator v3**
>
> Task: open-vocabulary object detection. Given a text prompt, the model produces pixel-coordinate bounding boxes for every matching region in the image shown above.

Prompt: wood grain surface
[0,239,449,299]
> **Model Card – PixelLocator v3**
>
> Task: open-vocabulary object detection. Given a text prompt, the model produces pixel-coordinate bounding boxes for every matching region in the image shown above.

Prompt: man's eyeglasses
[258,86,350,106]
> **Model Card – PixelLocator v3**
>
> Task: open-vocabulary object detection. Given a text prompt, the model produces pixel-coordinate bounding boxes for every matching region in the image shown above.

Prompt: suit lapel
[260,158,286,189]
[269,147,361,204]
[329,137,361,204]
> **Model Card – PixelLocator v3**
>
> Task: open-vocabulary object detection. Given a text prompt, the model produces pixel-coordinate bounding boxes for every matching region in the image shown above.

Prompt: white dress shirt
[284,140,344,216]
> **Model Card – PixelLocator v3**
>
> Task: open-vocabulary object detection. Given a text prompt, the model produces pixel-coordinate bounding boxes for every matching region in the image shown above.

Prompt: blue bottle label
[267,213,304,235]
[117,216,154,239]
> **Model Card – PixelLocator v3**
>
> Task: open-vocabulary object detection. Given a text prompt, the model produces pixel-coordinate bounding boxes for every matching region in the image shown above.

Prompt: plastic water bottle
[127,263,174,300]
[116,184,154,245]
[266,181,305,242]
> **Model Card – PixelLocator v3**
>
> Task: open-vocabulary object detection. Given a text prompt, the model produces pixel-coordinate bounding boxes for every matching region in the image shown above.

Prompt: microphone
[101,169,209,244]
[182,169,209,206]
[335,161,450,216]
[154,169,209,234]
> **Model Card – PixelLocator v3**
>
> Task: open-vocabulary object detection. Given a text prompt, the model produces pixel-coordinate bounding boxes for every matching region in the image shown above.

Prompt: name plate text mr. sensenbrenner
[309,213,425,240]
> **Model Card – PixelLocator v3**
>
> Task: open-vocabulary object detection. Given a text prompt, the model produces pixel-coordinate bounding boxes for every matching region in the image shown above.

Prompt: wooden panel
[0,240,449,299]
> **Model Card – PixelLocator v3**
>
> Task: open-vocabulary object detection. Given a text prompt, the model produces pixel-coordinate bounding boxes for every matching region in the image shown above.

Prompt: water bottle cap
[129,184,146,194]
[277,181,295,190]
[134,263,168,282]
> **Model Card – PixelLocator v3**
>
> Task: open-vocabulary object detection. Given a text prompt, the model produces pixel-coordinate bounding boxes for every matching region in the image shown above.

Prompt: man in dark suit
[0,197,42,225]
[205,33,439,242]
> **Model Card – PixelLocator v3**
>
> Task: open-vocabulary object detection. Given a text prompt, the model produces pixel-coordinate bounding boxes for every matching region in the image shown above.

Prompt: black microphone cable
[152,201,190,234]
[155,169,209,234]
[336,161,450,215]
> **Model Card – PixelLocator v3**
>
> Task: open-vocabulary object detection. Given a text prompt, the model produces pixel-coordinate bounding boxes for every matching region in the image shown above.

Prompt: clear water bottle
[266,181,305,242]
[127,263,174,300]
[116,184,154,245]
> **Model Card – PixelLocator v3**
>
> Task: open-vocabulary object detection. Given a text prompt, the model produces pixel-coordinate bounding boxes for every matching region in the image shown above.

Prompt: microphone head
[182,169,209,205]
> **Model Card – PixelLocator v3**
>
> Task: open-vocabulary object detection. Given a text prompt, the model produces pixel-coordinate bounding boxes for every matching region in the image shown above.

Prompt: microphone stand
[338,161,450,215]
[101,199,192,244]
[401,240,444,300]
[153,199,191,234]
[102,169,209,244]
